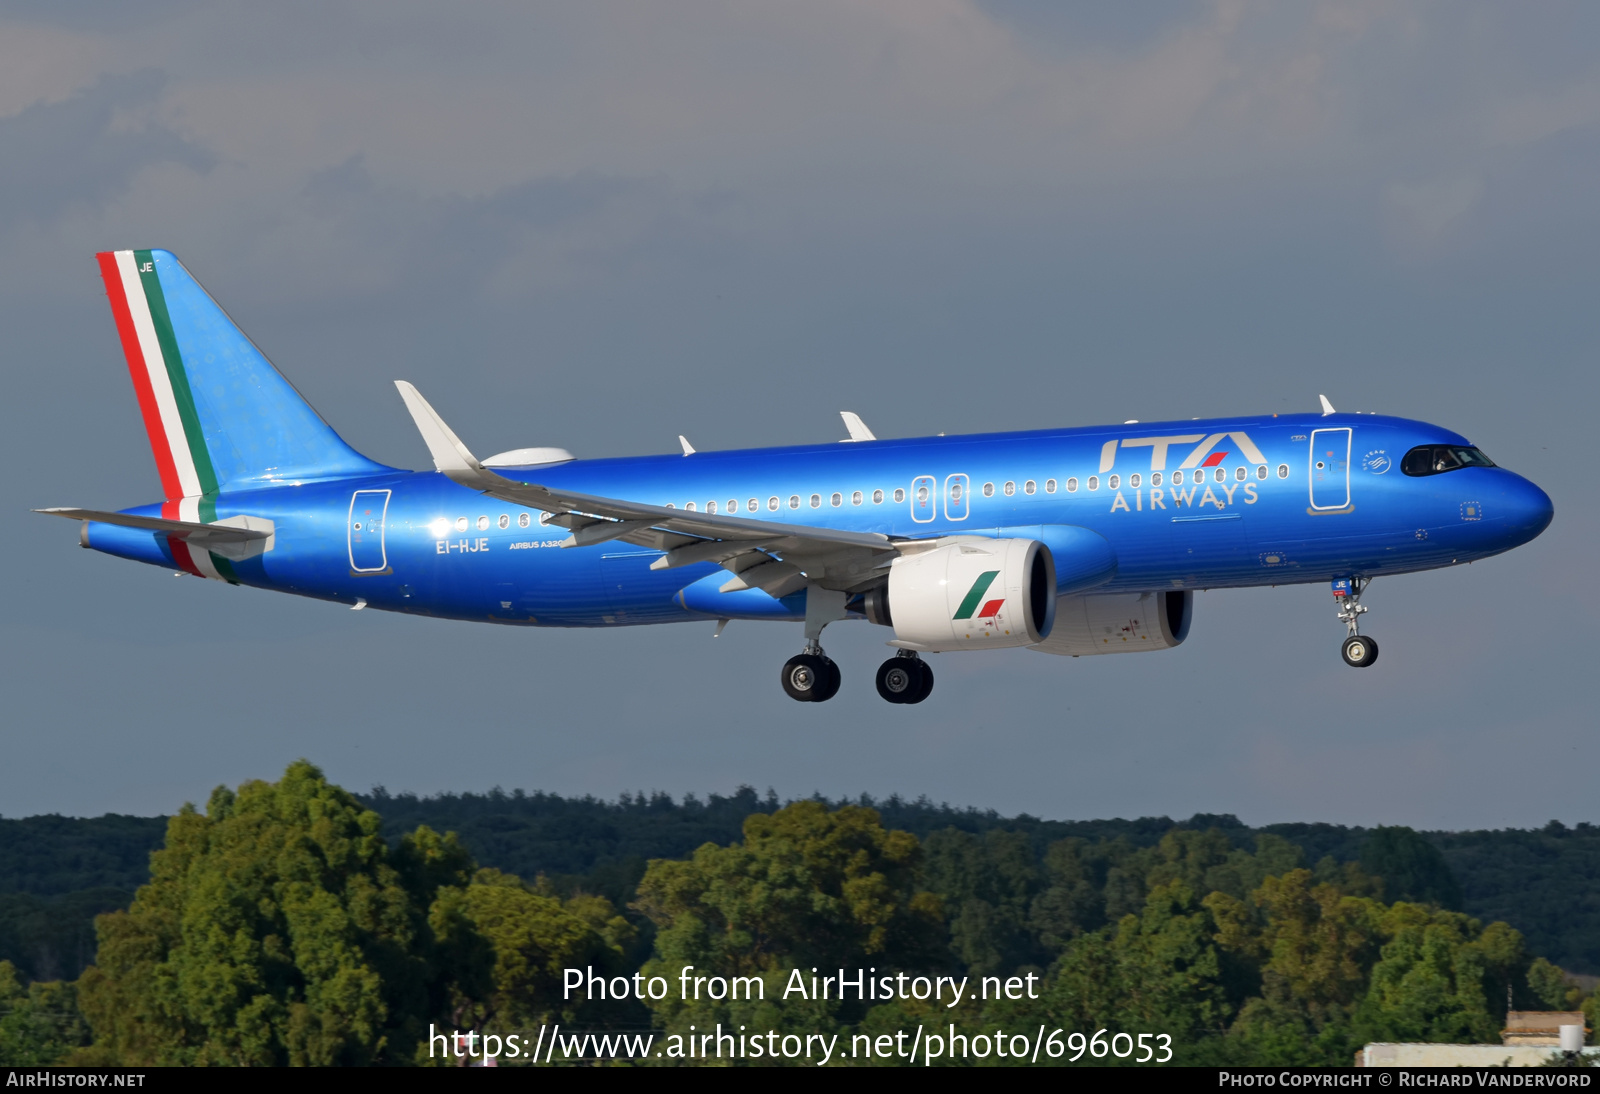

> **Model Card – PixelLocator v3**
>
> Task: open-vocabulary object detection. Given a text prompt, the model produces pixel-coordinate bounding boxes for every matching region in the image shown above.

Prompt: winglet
[679,435,696,456]
[395,382,486,478]
[1318,394,1336,416]
[840,411,876,442]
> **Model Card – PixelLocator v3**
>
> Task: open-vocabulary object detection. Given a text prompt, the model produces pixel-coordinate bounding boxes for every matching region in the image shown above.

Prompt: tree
[72,761,472,1066]
[1352,906,1525,1044]
[632,801,945,1033]
[429,868,638,1033]
[1361,827,1463,910]
[1032,882,1232,1052]
[0,961,88,1065]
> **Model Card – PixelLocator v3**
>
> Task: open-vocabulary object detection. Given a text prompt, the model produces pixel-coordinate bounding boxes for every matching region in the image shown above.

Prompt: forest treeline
[0,762,1594,1066]
[4,786,1596,986]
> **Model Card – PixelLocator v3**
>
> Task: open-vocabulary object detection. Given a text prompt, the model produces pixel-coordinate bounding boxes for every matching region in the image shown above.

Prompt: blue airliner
[41,250,1554,704]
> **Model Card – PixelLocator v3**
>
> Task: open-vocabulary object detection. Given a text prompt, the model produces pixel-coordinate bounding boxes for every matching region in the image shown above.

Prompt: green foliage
[72,761,466,1066]
[0,889,133,982]
[0,815,167,896]
[429,868,640,1033]
[1361,827,1464,910]
[632,801,945,1034]
[0,961,89,1065]
[1528,957,1580,1010]
[1352,908,1524,1044]
[19,793,1598,974]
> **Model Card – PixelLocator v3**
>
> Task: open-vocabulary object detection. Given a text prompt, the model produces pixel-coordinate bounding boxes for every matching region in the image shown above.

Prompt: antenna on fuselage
[679,435,696,456]
[1319,394,1336,416]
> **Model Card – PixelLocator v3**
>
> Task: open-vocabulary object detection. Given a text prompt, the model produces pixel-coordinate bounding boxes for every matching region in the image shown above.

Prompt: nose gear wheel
[1333,577,1378,668]
[1341,634,1379,668]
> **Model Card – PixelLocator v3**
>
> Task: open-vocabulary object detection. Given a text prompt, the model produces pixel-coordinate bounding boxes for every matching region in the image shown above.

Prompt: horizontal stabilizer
[37,508,275,561]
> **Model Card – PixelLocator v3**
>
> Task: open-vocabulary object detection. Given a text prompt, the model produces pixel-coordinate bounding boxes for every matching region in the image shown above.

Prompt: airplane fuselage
[86,412,1553,629]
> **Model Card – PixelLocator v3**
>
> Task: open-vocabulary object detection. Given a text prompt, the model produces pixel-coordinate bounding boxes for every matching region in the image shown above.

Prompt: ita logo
[1361,449,1391,474]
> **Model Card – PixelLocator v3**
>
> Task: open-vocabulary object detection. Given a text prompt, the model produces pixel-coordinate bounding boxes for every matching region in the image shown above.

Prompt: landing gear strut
[782,587,848,703]
[1333,577,1378,668]
[876,652,933,704]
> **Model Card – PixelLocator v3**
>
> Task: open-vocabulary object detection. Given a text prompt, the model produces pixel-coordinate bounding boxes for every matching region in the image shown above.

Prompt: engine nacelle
[883,537,1056,652]
[1028,590,1193,656]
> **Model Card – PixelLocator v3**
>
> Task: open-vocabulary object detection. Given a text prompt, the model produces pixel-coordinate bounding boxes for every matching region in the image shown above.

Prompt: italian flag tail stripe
[158,496,238,584]
[96,250,219,500]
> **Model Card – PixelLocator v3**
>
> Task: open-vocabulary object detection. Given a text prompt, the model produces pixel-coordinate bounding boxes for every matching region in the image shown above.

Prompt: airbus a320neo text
[41,251,1554,704]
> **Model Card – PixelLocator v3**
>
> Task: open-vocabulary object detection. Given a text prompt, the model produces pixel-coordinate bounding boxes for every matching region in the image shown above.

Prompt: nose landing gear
[876,652,933,704]
[1333,577,1379,668]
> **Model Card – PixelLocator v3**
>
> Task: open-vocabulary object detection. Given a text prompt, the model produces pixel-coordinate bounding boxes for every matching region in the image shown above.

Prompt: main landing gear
[875,652,934,705]
[781,647,842,702]
[779,649,934,704]
[1333,577,1379,668]
[779,586,934,704]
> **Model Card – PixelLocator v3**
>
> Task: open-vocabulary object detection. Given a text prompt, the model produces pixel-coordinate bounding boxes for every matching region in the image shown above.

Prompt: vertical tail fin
[96,249,389,497]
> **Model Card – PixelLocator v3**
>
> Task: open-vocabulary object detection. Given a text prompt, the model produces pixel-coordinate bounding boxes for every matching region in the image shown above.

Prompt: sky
[2,1,1596,829]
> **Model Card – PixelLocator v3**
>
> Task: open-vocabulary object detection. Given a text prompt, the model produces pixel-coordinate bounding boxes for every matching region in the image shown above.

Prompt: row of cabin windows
[448,514,532,532]
[440,463,1299,532]
[662,463,1291,514]
[668,488,907,513]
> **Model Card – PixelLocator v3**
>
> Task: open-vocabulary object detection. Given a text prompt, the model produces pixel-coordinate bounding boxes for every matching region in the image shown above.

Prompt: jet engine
[872,537,1056,652]
[1028,590,1193,656]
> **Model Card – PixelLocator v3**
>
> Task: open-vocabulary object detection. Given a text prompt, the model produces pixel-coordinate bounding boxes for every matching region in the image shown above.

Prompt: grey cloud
[0,70,213,232]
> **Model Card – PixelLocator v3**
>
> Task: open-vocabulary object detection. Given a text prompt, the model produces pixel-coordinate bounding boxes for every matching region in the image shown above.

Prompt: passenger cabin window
[707,501,717,513]
[1045,479,1057,493]
[769,497,779,511]
[1277,464,1289,478]
[872,489,884,504]
[1402,445,1496,476]
[1024,479,1036,494]
[831,492,842,507]
[1128,474,1140,489]
[789,495,800,509]
[1256,465,1267,480]
[1087,476,1098,491]
[518,513,531,527]
[1152,472,1163,486]
[894,488,905,503]
[1066,478,1078,492]
[983,482,994,497]
[810,494,822,508]
[1108,474,1119,490]
[1003,481,1015,496]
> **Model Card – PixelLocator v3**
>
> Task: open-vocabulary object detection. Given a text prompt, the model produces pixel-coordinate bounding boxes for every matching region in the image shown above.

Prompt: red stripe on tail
[97,252,182,500]
[160,498,203,576]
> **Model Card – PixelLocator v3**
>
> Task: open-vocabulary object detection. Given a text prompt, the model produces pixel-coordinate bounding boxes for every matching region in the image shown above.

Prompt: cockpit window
[1401,445,1496,476]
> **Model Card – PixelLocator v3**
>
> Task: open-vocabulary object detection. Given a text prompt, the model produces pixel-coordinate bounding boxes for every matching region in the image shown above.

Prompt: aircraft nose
[1501,472,1554,543]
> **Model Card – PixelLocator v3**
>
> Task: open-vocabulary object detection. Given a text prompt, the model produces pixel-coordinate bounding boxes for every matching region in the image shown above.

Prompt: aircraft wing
[395,382,900,597]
